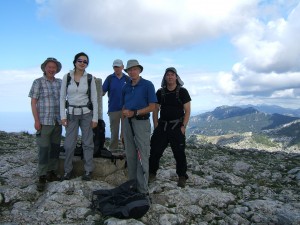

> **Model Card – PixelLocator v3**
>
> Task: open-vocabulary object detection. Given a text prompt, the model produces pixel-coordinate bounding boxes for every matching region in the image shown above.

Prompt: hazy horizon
[0,112,111,137]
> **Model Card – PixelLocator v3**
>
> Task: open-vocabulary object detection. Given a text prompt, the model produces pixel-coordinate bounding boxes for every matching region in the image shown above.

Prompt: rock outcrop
[0,131,300,224]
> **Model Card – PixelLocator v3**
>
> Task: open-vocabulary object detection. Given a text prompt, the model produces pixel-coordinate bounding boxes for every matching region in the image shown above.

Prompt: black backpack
[93,119,106,153]
[60,119,125,163]
[160,85,182,105]
[91,179,150,219]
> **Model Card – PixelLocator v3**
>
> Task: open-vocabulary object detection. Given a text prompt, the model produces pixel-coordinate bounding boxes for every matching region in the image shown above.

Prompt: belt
[67,104,89,120]
[135,113,150,120]
[160,118,183,131]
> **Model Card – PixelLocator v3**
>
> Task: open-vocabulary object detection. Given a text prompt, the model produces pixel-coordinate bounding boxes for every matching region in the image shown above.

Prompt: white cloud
[38,0,257,53]
[270,89,295,98]
[233,6,300,74]
[9,0,300,113]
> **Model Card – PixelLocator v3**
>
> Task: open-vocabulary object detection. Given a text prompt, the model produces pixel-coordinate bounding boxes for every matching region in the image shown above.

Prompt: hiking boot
[148,173,156,183]
[82,172,92,181]
[46,170,60,182]
[61,172,72,181]
[177,176,186,188]
[37,175,47,192]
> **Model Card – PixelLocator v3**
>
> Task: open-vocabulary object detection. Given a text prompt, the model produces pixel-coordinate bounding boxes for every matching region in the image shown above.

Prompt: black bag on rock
[60,119,125,163]
[91,179,150,219]
[93,119,106,152]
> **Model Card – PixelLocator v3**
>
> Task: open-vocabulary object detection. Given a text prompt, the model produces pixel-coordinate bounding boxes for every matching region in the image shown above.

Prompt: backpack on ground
[93,147,125,164]
[91,179,150,219]
[60,119,125,163]
[93,119,106,153]
[93,119,125,163]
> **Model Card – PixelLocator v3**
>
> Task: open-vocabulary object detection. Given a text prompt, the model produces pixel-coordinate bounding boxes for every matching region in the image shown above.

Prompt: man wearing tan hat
[121,59,157,194]
[29,57,62,191]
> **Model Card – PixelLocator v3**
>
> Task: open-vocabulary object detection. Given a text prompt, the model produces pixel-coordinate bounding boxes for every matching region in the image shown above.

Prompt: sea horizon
[0,111,111,137]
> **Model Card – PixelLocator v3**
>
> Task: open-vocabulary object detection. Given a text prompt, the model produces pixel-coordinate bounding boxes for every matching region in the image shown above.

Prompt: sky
[1,0,300,132]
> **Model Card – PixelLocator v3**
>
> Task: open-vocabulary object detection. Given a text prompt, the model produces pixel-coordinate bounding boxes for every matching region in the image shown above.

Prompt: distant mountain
[238,104,300,117]
[188,105,300,136]
[188,105,300,151]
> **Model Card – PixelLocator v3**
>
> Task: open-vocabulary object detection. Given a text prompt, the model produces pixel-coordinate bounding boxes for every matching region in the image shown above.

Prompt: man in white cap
[103,59,130,151]
[121,59,157,194]
[28,57,62,191]
[149,67,191,188]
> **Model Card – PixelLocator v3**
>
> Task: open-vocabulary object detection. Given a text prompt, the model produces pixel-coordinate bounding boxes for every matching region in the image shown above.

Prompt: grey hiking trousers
[63,112,94,174]
[108,110,122,151]
[123,117,151,194]
[36,124,62,176]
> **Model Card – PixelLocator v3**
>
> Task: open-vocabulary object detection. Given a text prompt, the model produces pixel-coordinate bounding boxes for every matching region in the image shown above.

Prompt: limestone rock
[0,131,299,224]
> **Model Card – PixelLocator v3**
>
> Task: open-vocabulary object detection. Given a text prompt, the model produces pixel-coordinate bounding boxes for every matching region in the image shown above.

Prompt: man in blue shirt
[103,59,130,151]
[121,59,157,194]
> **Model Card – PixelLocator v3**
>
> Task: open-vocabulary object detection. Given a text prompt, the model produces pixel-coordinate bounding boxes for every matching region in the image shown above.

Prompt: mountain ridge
[188,105,300,152]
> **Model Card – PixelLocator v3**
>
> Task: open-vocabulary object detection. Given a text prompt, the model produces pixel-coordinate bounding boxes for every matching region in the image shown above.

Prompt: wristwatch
[182,124,187,128]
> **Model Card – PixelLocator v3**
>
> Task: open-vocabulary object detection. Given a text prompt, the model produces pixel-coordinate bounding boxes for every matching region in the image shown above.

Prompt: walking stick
[128,118,150,199]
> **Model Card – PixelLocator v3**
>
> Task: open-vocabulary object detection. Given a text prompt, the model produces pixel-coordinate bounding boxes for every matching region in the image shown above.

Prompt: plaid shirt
[29,75,62,125]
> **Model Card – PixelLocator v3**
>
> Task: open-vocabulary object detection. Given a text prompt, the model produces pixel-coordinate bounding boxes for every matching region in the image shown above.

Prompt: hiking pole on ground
[128,118,150,198]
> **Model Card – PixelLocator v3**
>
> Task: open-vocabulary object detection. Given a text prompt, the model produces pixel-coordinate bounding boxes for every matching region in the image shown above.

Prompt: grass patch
[252,134,278,147]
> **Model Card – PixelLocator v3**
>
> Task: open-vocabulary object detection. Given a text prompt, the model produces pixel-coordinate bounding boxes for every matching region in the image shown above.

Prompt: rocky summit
[0,131,300,225]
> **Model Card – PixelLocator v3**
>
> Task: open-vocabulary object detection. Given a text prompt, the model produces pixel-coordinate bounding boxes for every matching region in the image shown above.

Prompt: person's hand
[34,120,41,131]
[91,121,98,128]
[181,125,186,135]
[61,119,67,127]
[122,109,134,118]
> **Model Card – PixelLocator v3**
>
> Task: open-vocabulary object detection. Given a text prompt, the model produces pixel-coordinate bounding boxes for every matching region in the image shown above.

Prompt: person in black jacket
[149,67,191,188]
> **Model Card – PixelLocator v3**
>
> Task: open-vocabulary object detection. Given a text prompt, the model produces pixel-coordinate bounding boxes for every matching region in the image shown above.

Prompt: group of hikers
[29,52,191,193]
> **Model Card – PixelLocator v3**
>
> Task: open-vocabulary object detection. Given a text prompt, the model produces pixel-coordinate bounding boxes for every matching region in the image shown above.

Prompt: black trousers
[149,123,187,178]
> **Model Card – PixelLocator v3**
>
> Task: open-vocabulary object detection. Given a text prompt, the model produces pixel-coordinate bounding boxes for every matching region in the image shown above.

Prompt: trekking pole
[128,118,150,198]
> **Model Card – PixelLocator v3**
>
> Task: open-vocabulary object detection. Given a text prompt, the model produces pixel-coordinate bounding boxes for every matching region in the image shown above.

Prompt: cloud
[233,3,300,74]
[218,2,300,101]
[30,0,300,111]
[38,0,256,53]
[217,62,300,98]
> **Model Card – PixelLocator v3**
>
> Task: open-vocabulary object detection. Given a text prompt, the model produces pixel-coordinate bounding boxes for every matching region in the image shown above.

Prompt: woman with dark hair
[60,52,98,181]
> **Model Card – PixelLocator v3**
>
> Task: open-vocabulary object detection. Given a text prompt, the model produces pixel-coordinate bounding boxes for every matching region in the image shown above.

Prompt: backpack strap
[175,85,182,105]
[65,73,93,113]
[66,73,71,90]
[87,73,92,102]
[160,86,182,105]
[160,87,166,104]
[66,73,92,99]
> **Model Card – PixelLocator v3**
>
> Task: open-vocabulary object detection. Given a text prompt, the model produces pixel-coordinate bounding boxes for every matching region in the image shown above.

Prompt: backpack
[60,141,125,163]
[65,73,93,110]
[106,74,130,96]
[60,119,125,163]
[91,179,150,219]
[93,119,106,153]
[160,85,182,105]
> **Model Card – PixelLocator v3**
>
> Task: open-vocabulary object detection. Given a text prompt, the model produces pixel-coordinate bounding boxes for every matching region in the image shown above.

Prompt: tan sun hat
[124,59,143,73]
[41,57,62,73]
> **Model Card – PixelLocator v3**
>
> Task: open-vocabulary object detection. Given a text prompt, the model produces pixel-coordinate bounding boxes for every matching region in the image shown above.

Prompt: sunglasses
[77,59,88,65]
